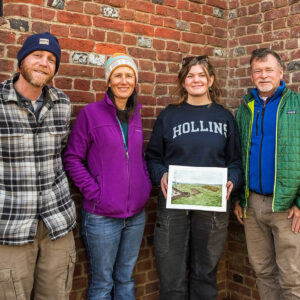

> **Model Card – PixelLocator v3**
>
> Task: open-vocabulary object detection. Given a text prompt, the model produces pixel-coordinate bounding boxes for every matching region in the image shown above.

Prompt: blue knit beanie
[17,32,61,73]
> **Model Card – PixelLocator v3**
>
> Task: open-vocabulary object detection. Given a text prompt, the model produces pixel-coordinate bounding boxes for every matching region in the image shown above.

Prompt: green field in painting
[171,183,222,207]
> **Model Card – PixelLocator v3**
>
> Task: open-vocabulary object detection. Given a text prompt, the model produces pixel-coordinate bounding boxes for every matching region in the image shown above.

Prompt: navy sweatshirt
[145,102,242,190]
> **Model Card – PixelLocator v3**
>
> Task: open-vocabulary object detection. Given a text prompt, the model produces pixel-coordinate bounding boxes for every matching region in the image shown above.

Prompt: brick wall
[0,0,299,299]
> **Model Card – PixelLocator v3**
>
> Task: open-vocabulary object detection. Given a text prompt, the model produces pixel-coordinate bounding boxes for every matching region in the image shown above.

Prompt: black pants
[154,192,229,300]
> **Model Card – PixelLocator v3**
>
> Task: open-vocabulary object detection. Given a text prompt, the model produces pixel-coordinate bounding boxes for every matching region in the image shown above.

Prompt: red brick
[248,3,259,15]
[168,63,179,73]
[164,0,177,7]
[122,34,137,45]
[89,29,105,42]
[32,22,50,34]
[153,39,165,51]
[265,7,289,20]
[126,23,154,36]
[139,72,155,83]
[139,60,153,71]
[166,41,178,51]
[138,96,156,106]
[66,0,83,12]
[128,47,156,60]
[7,45,19,58]
[206,36,227,47]
[203,25,214,35]
[206,0,227,9]
[264,30,290,42]
[261,21,272,33]
[140,83,154,95]
[158,51,182,63]
[286,39,298,49]
[65,91,95,103]
[202,5,213,16]
[190,23,202,34]
[182,11,205,23]
[58,65,93,78]
[70,27,88,39]
[291,49,300,60]
[92,80,106,91]
[239,34,262,45]
[93,16,124,31]
[95,43,126,55]
[54,77,73,90]
[5,0,42,3]
[179,43,191,53]
[32,7,56,21]
[274,0,289,8]
[261,1,274,11]
[214,28,227,38]
[150,15,163,26]
[135,12,150,24]
[0,30,16,44]
[155,85,167,95]
[182,32,205,44]
[127,0,155,14]
[107,32,122,44]
[84,2,100,15]
[0,59,15,73]
[291,26,300,38]
[74,79,90,91]
[120,9,134,20]
[155,28,180,40]
[94,0,125,8]
[59,38,94,52]
[154,63,167,73]
[156,74,177,84]
[4,4,28,17]
[288,15,300,27]
[164,18,176,29]
[51,24,69,37]
[189,2,202,13]
[57,11,91,26]
[178,0,189,10]
[246,25,258,35]
[239,15,262,26]
[156,5,180,19]
[291,3,300,14]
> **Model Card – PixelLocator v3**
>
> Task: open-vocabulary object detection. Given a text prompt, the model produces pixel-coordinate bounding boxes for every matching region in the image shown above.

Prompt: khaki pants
[0,221,76,300]
[244,192,300,300]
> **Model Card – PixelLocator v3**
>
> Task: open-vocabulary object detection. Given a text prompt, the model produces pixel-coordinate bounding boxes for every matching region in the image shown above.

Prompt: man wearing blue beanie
[0,32,76,299]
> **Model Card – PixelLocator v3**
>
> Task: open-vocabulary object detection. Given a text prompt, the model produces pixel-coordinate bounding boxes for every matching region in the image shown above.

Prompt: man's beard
[20,62,54,88]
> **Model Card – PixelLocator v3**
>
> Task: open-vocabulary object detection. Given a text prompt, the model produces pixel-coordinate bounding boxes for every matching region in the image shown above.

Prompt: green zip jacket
[236,87,300,212]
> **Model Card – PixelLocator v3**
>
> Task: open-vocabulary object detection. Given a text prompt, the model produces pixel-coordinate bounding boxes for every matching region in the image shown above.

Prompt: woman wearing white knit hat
[63,53,151,299]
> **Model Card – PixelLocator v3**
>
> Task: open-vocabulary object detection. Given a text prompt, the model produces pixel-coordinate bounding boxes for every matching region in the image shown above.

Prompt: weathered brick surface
[1,0,299,299]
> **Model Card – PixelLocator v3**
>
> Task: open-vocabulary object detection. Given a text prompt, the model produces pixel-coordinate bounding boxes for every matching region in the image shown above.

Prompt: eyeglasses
[182,55,208,65]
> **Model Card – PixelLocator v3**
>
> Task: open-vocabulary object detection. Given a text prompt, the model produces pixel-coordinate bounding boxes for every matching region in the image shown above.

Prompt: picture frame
[166,165,228,212]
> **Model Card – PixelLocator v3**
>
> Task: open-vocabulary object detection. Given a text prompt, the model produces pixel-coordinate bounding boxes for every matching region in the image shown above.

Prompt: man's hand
[288,205,300,233]
[234,201,244,225]
[160,172,168,199]
[226,181,234,200]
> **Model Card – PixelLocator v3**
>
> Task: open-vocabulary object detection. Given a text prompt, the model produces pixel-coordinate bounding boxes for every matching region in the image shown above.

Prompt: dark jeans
[154,193,229,300]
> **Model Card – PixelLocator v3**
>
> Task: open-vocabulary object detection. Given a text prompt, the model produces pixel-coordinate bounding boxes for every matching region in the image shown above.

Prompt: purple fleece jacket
[63,92,152,218]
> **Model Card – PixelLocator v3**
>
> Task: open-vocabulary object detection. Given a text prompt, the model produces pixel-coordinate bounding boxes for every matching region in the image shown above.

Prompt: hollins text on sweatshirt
[172,120,228,139]
[146,102,242,189]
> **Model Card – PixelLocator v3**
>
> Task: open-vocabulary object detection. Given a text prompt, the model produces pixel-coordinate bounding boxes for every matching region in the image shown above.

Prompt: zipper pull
[126,151,129,159]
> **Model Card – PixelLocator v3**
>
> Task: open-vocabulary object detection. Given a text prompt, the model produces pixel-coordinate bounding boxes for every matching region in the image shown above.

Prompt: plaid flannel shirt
[0,74,76,245]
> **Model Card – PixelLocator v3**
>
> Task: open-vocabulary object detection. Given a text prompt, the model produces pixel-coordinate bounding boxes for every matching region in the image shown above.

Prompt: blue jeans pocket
[154,212,169,257]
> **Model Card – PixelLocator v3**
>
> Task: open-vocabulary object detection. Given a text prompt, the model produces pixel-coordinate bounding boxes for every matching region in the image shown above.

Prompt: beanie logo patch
[39,38,49,45]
